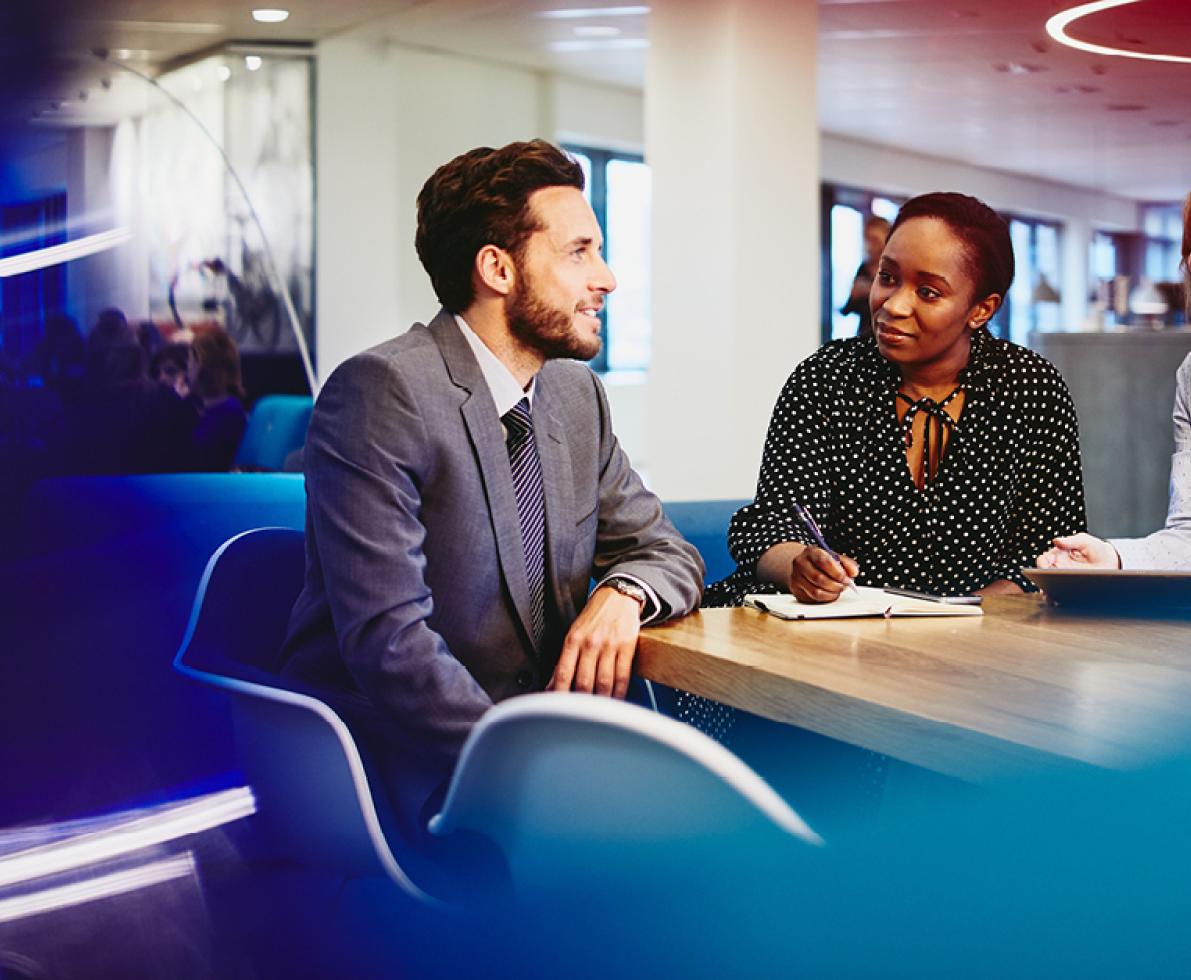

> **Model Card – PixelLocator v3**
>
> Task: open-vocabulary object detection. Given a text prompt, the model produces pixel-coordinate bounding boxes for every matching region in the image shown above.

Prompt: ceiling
[9,0,1191,201]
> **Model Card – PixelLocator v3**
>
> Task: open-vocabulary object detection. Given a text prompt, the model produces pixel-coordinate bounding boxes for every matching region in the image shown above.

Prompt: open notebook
[744,586,984,620]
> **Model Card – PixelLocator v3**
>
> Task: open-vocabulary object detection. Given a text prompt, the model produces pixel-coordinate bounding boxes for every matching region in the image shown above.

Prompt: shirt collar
[454,314,536,417]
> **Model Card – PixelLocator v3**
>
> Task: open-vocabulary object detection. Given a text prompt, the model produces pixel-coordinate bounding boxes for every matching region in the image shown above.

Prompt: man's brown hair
[415,139,585,313]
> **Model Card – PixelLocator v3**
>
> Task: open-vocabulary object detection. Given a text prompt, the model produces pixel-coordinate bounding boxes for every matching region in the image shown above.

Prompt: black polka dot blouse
[706,329,1087,605]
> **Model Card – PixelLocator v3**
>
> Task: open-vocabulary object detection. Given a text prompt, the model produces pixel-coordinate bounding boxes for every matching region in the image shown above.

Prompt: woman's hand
[789,547,861,604]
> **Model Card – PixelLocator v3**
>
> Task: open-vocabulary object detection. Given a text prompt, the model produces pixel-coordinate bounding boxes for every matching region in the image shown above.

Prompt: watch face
[608,578,647,604]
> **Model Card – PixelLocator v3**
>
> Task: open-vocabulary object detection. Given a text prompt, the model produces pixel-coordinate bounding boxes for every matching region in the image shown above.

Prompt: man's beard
[506,274,602,363]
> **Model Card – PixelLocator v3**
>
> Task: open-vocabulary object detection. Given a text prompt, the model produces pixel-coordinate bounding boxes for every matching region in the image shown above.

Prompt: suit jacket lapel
[430,312,539,649]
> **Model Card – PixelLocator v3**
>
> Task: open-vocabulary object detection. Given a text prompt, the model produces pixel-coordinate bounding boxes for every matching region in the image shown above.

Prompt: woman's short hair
[190,326,244,402]
[891,192,1015,302]
[415,139,585,313]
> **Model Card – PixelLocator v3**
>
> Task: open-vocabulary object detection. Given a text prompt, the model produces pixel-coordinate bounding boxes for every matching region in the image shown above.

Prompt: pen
[883,586,982,605]
[791,502,860,596]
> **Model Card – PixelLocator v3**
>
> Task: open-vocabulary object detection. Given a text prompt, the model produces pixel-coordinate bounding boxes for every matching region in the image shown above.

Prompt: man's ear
[475,244,516,298]
[967,293,1002,331]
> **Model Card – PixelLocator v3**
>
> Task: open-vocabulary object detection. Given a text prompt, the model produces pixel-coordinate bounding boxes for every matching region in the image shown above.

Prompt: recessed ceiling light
[217,65,232,82]
[252,8,289,24]
[994,62,1047,75]
[1046,1,1191,65]
[548,38,648,52]
[573,25,621,38]
[245,55,263,71]
[539,6,648,19]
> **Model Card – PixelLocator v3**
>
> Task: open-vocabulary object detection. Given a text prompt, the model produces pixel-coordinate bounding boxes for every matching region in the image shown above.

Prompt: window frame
[819,183,905,345]
[1002,212,1063,344]
[561,142,646,375]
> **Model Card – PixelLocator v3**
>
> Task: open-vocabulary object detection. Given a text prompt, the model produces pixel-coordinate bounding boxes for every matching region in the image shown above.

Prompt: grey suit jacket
[282,311,703,800]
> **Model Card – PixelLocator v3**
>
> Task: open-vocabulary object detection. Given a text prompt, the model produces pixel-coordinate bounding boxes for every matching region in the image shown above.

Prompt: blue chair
[662,498,748,584]
[173,527,444,909]
[234,395,314,472]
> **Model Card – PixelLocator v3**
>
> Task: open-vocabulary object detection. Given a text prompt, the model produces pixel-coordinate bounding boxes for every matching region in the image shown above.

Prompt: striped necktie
[503,397,546,647]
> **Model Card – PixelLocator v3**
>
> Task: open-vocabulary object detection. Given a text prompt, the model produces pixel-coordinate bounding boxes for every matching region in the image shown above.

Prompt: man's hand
[548,586,643,699]
[789,547,861,604]
[1036,533,1120,569]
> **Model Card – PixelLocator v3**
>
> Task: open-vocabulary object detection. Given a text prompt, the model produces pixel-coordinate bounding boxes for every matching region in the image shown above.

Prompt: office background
[2,2,1191,975]
[5,0,1188,516]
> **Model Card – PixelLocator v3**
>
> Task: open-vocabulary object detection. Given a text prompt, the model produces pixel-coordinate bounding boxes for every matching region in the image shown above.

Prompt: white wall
[64,126,145,333]
[316,33,404,378]
[317,36,569,379]
[551,75,644,152]
[315,36,652,383]
[314,34,652,463]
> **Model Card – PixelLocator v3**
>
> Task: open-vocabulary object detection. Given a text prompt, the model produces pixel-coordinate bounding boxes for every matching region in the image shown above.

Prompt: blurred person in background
[185,325,247,471]
[841,215,891,338]
[59,308,192,474]
[135,320,164,364]
[151,342,191,399]
[28,312,85,394]
[1038,192,1191,571]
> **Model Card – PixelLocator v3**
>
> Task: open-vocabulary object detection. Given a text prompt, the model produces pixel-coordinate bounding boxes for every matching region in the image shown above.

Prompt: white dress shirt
[1110,351,1191,570]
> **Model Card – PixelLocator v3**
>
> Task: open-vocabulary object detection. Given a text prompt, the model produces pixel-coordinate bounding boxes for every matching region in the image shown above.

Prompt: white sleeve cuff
[598,573,664,625]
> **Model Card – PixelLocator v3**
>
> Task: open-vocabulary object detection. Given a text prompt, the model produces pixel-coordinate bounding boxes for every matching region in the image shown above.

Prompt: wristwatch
[601,576,649,611]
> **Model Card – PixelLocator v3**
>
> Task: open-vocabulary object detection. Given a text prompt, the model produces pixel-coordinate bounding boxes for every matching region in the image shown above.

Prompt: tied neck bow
[896,385,963,487]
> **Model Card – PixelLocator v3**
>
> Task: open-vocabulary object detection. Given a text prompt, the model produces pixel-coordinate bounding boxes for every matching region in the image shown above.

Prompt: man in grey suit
[282,140,703,838]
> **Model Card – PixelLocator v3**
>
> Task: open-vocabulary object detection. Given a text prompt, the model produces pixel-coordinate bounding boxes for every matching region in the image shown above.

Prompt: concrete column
[646,0,819,500]
[1061,216,1091,330]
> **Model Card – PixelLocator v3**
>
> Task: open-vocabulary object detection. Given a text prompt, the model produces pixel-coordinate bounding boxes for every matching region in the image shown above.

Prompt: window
[1141,202,1183,283]
[563,144,650,373]
[1005,216,1061,345]
[1090,230,1120,282]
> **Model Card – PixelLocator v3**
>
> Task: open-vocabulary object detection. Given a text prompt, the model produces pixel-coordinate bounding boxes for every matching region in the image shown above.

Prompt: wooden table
[636,597,1191,781]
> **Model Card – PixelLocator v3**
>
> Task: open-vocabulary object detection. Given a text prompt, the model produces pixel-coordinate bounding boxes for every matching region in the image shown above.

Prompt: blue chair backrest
[234,395,314,472]
[179,527,307,679]
[661,499,748,584]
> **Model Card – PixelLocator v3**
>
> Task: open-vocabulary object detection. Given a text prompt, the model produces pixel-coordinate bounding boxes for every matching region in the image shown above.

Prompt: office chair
[645,499,750,726]
[173,527,444,909]
[428,692,823,900]
[661,498,749,584]
[234,395,314,472]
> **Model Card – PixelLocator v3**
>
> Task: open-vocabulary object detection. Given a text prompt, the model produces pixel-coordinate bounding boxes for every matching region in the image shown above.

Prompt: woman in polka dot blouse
[708,191,1088,606]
